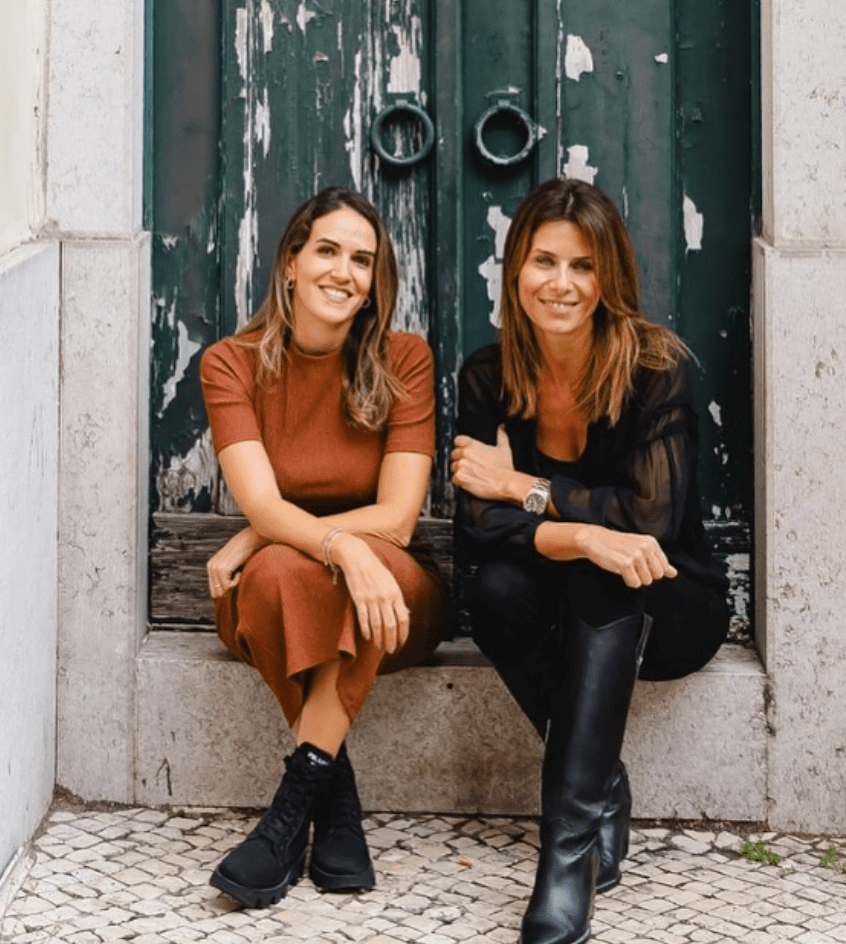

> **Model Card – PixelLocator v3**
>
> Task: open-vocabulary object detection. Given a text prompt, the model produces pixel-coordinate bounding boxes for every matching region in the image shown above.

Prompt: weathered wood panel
[150,512,750,644]
[149,511,454,627]
[675,0,755,525]
[149,0,223,513]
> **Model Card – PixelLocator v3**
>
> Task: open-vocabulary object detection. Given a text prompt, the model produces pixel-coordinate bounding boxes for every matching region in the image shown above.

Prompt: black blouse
[455,343,727,591]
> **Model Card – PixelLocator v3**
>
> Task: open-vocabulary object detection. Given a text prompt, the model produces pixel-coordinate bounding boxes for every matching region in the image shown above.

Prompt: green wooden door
[148,0,755,628]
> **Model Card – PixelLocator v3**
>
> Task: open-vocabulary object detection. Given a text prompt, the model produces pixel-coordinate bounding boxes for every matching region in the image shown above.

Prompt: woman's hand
[452,426,531,502]
[207,526,268,599]
[575,524,678,588]
[329,532,410,654]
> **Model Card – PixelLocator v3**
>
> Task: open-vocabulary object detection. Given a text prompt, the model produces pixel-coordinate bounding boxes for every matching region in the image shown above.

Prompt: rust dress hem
[214,533,449,725]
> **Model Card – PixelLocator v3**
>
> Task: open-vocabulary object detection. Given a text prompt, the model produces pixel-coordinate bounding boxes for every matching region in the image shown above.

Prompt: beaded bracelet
[321,527,345,584]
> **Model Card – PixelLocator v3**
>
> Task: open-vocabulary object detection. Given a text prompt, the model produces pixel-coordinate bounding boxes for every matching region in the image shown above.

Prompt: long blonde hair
[500,177,689,425]
[238,187,405,429]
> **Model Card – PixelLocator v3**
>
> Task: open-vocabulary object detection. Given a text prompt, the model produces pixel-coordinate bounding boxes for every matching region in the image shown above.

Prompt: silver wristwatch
[522,477,551,514]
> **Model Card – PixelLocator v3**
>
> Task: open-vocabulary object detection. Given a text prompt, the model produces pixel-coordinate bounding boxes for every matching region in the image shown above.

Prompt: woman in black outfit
[451,178,728,944]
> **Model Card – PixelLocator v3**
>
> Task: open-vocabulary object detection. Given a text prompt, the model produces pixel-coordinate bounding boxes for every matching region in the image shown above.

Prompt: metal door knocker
[370,99,435,167]
[473,100,538,167]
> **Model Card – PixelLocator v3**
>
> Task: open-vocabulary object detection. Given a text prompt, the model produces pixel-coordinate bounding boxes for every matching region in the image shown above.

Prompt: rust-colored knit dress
[200,330,449,726]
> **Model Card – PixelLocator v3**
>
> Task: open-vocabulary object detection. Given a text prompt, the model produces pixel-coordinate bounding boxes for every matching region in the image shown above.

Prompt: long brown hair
[500,177,689,425]
[238,187,405,429]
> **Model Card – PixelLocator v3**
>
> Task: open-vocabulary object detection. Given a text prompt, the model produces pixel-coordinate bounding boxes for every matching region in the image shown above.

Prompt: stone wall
[0,0,58,883]
[52,0,150,803]
[0,245,59,881]
[756,0,846,832]
[0,0,45,254]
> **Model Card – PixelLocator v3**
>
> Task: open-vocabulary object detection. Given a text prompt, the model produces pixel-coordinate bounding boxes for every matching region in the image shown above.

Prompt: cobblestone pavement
[3,804,846,943]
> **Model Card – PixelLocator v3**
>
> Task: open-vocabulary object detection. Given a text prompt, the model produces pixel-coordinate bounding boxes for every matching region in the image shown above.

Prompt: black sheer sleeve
[547,358,699,546]
[455,345,702,559]
[455,347,544,558]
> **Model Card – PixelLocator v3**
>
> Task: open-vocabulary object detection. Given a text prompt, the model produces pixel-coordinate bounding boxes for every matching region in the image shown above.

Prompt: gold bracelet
[321,527,345,584]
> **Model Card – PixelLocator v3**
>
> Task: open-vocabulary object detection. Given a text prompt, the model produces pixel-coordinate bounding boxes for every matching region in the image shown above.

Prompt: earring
[285,277,294,290]
[360,296,371,309]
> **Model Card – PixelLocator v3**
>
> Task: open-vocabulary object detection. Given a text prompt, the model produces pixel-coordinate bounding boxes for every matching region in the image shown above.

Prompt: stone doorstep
[135,632,768,821]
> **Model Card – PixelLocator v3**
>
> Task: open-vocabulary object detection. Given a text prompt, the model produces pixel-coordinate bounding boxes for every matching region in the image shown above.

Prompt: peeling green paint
[148,0,756,632]
[149,0,222,513]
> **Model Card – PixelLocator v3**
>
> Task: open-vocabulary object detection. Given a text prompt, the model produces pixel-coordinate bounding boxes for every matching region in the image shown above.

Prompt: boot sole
[209,854,305,909]
[517,929,590,944]
[596,869,622,893]
[309,861,376,892]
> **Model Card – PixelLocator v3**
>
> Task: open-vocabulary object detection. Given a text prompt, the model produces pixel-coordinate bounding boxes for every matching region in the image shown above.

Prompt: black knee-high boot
[519,612,651,944]
[477,628,639,896]
[596,763,631,893]
[473,630,554,739]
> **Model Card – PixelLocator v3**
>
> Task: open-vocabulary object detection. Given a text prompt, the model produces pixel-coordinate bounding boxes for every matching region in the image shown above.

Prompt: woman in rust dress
[200,187,448,909]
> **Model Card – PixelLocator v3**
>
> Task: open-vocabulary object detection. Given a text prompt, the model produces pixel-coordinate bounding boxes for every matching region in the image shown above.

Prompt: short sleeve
[383,332,436,457]
[200,339,263,454]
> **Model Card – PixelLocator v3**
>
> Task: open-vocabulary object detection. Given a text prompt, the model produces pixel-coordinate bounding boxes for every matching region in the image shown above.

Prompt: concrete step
[135,632,767,821]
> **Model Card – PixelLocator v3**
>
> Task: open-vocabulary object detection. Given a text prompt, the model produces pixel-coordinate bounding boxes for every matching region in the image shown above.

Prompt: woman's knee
[245,542,308,575]
[472,559,545,623]
[639,625,725,680]
[560,560,643,627]
[638,586,729,681]
[469,559,552,654]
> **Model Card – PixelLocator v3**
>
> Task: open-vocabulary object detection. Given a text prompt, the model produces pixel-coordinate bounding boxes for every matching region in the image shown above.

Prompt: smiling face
[517,219,601,352]
[286,206,378,351]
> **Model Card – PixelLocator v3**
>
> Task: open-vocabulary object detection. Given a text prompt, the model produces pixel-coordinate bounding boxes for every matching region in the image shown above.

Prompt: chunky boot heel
[595,761,630,893]
[596,617,650,894]
[309,743,375,892]
[210,742,334,909]
[210,847,306,909]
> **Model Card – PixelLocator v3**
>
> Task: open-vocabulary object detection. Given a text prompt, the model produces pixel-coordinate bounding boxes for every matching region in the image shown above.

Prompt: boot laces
[315,753,363,834]
[251,755,322,847]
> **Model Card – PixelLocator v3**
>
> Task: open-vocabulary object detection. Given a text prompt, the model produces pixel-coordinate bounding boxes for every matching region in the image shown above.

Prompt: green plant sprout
[740,838,783,866]
[821,845,846,872]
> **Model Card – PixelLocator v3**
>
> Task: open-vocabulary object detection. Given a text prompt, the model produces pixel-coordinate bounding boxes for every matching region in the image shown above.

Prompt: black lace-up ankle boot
[210,742,334,908]
[309,743,375,891]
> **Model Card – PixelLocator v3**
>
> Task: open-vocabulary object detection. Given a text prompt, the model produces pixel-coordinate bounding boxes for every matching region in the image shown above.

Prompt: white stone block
[136,633,766,821]
[348,656,543,815]
[46,0,145,233]
[763,0,846,246]
[0,242,60,873]
[754,240,846,832]
[624,646,768,821]
[58,235,151,803]
[135,632,292,808]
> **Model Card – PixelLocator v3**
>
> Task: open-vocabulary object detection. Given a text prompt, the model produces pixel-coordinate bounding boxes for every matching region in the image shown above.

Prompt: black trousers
[470,557,729,733]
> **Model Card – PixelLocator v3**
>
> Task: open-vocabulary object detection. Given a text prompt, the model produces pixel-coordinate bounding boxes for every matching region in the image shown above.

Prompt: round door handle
[370,100,435,167]
[473,100,538,167]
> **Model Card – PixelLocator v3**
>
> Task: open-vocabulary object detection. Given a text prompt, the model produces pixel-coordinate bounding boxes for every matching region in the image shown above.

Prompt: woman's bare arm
[319,451,433,546]
[534,520,676,588]
[208,451,431,599]
[212,440,431,652]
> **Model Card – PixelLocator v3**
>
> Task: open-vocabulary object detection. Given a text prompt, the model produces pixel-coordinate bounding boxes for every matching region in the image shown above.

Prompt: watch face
[524,488,546,514]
